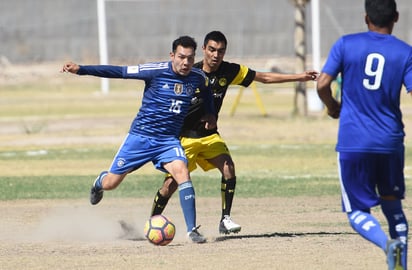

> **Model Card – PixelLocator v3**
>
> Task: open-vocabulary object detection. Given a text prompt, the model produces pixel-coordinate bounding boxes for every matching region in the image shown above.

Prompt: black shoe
[89,171,107,205]
[90,186,104,205]
[187,226,207,243]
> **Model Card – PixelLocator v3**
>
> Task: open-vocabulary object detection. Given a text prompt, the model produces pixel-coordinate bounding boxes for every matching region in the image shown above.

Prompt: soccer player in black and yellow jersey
[151,31,318,234]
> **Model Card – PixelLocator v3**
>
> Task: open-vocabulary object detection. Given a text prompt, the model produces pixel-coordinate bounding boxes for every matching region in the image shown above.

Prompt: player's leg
[381,198,408,269]
[150,136,198,216]
[346,208,406,269]
[151,176,178,216]
[209,152,236,218]
[90,133,150,205]
[378,149,408,269]
[196,133,241,234]
[339,152,388,249]
[163,159,206,243]
[339,152,403,269]
[347,210,388,250]
[90,171,127,205]
[381,198,408,242]
[207,153,241,234]
[163,159,194,230]
[154,139,205,243]
[221,175,236,217]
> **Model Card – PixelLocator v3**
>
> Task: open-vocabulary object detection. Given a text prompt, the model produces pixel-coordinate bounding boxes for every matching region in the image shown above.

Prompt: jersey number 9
[363,53,385,91]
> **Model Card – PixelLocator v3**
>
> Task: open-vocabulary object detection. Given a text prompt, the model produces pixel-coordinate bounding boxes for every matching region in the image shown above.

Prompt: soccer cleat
[90,186,104,205]
[187,226,207,243]
[219,215,241,234]
[386,239,405,270]
[89,171,107,205]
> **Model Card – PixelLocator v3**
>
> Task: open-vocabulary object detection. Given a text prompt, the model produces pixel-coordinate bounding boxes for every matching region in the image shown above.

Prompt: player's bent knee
[160,177,178,197]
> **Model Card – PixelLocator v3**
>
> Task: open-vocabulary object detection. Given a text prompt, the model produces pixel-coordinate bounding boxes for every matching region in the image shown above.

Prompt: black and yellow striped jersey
[180,60,256,138]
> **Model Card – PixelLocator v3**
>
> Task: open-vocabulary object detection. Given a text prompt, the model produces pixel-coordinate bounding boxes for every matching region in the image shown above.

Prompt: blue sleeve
[77,65,126,78]
[322,38,343,78]
[405,48,412,92]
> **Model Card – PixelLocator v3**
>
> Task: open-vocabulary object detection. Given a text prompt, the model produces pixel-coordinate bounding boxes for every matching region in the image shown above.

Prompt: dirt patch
[0,197,396,270]
[1,62,410,269]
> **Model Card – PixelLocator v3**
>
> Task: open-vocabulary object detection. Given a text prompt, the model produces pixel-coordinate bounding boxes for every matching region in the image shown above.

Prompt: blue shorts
[338,150,405,213]
[109,133,187,175]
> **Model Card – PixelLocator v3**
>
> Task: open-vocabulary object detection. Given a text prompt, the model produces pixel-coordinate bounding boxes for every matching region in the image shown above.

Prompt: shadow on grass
[215,231,355,242]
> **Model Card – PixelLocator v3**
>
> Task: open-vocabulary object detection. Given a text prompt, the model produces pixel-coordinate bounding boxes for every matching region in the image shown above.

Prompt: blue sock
[381,199,408,268]
[178,181,196,233]
[94,171,108,190]
[348,211,388,251]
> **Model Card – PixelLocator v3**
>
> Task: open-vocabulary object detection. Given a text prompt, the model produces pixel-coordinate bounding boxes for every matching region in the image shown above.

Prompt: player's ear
[364,14,369,25]
[394,11,399,23]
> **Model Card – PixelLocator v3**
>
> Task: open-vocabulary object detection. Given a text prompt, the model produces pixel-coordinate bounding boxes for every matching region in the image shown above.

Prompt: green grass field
[0,144,340,200]
[3,68,412,270]
[2,73,412,202]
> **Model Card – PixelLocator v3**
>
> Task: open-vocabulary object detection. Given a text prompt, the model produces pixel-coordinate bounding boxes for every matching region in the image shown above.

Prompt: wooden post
[292,0,310,116]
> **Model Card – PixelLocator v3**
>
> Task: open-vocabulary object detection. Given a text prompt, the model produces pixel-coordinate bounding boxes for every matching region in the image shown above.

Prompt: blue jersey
[322,31,412,153]
[78,62,214,138]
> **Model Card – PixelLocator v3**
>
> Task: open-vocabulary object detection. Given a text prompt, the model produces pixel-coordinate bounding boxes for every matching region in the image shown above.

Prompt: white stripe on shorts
[337,152,352,212]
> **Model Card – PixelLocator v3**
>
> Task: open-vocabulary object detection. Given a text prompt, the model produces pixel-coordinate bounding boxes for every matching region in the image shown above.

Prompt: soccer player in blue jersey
[62,35,216,243]
[150,30,319,234]
[317,0,412,268]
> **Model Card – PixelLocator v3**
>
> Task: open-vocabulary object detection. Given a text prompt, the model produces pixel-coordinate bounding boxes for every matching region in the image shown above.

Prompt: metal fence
[1,0,411,64]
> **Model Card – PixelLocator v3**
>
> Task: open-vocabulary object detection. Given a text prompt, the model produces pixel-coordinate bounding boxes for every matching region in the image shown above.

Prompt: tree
[291,0,310,116]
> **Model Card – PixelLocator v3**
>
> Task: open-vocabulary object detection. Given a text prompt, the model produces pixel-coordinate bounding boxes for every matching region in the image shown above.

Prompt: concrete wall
[1,0,411,64]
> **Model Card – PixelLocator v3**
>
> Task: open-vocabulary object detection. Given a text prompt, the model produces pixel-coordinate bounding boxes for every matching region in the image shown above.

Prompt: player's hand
[201,114,217,130]
[302,70,319,81]
[61,61,80,74]
[327,102,341,119]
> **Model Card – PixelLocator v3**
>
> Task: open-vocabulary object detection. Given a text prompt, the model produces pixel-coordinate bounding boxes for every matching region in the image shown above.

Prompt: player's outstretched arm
[61,61,80,74]
[254,70,319,84]
[61,62,125,78]
[317,72,340,119]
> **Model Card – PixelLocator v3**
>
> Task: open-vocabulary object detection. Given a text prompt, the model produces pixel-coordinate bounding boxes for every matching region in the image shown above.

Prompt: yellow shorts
[182,133,230,172]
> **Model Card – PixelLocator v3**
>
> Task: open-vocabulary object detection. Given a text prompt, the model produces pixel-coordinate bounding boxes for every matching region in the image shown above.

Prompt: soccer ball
[144,215,176,246]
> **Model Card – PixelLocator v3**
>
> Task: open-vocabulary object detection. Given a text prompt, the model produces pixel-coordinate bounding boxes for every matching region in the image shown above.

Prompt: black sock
[150,190,170,216]
[221,177,236,220]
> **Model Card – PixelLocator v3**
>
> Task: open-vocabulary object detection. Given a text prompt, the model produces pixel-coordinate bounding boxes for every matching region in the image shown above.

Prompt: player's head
[202,31,227,72]
[365,0,398,28]
[170,35,197,76]
[172,35,197,53]
[203,31,227,48]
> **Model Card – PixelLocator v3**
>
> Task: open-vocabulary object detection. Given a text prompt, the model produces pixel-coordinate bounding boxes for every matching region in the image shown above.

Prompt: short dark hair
[365,0,398,27]
[172,36,197,52]
[203,31,227,47]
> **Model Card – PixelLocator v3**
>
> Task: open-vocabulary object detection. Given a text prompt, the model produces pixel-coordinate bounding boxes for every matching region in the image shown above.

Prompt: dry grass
[1,63,412,269]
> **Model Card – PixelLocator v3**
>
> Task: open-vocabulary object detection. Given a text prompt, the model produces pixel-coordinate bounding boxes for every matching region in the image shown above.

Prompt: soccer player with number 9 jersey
[317,0,412,269]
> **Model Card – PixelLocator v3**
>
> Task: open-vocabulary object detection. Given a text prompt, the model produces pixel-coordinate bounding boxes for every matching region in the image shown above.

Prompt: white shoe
[219,215,241,234]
